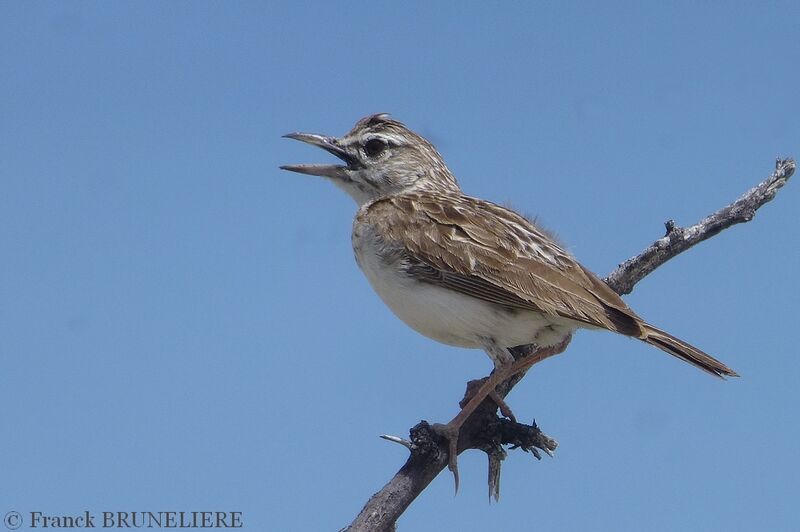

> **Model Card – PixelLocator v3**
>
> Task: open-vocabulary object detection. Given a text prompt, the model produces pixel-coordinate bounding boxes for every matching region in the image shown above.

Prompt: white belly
[353,225,576,349]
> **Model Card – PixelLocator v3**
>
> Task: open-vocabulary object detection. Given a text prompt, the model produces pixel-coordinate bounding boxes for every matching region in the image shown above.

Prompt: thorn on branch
[380,434,414,451]
[491,418,558,459]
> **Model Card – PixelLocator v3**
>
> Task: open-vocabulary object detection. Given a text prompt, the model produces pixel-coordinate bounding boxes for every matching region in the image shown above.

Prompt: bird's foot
[431,377,517,492]
[430,420,463,492]
[429,338,573,494]
[431,362,522,492]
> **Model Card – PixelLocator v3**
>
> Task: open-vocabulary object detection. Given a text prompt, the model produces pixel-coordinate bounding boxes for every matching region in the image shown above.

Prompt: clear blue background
[2,2,798,531]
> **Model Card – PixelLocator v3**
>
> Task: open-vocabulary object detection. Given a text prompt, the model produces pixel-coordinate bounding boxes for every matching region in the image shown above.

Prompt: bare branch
[343,158,793,532]
[605,158,795,295]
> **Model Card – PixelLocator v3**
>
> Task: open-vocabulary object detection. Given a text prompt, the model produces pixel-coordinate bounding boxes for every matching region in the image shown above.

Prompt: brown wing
[361,192,644,337]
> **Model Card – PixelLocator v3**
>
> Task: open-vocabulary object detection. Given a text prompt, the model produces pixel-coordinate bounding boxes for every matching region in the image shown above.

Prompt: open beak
[280,132,356,179]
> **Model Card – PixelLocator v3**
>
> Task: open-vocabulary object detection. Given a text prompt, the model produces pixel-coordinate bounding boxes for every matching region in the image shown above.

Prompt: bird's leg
[508,333,572,378]
[431,339,517,492]
[482,339,522,421]
[432,335,572,491]
[431,364,515,492]
[489,334,573,420]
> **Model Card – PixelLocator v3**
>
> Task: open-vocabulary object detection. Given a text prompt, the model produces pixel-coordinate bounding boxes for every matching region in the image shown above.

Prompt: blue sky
[2,2,798,531]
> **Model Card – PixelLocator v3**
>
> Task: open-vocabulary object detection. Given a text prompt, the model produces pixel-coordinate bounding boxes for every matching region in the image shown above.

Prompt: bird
[280,113,737,487]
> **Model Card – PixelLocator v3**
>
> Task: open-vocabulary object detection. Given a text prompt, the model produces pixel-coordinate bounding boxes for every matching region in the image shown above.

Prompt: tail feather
[640,323,739,379]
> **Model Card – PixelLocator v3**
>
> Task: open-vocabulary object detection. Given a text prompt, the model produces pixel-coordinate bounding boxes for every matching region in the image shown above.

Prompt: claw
[448,436,460,493]
[431,422,461,493]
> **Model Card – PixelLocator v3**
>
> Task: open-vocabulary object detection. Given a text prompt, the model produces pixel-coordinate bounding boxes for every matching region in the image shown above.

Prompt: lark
[281,114,737,487]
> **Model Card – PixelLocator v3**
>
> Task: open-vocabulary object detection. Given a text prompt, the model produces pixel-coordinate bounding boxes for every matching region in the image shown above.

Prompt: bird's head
[281,113,460,205]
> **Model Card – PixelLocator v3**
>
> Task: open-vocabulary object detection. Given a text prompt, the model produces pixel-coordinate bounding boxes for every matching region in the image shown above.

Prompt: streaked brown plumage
[361,191,735,377]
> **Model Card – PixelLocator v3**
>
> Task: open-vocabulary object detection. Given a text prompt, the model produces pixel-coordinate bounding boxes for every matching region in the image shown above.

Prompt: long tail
[640,323,739,378]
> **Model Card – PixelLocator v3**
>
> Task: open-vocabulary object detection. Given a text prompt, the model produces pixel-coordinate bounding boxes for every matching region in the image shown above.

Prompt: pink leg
[433,335,572,491]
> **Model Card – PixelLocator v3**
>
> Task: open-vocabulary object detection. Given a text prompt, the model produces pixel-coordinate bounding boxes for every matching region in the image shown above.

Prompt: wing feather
[361,193,644,336]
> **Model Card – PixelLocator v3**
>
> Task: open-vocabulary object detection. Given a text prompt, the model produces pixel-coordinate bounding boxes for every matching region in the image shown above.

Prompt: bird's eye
[363,138,388,157]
